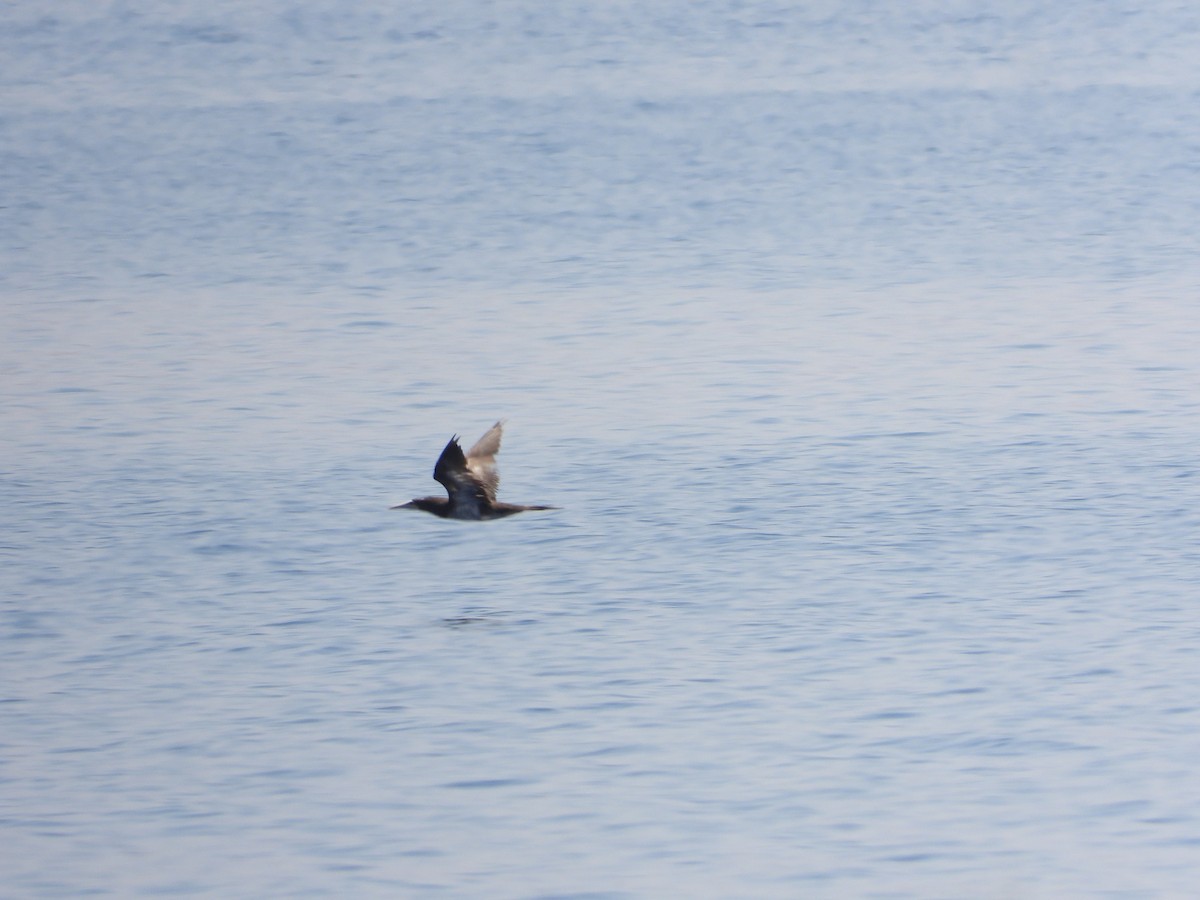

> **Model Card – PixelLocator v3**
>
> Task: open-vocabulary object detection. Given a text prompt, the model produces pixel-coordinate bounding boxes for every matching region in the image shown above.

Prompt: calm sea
[3,2,1200,897]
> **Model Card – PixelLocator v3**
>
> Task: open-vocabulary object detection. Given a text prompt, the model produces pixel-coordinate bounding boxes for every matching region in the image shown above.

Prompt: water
[4,2,1200,897]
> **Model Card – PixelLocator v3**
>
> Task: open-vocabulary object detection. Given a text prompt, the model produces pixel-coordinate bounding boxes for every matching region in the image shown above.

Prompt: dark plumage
[391,421,557,520]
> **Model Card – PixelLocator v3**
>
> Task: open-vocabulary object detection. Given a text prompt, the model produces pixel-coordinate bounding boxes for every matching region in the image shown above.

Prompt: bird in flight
[392,421,557,519]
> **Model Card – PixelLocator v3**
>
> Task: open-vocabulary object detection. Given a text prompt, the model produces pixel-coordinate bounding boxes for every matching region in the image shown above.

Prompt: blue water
[4,2,1200,897]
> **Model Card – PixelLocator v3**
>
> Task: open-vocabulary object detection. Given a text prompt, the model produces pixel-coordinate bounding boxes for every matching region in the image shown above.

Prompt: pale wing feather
[465,420,504,502]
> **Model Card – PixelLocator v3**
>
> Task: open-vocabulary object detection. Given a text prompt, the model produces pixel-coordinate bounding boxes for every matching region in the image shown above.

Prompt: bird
[391,421,557,520]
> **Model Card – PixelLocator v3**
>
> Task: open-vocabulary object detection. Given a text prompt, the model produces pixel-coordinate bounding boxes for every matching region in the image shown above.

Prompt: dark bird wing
[432,435,488,516]
[430,421,505,515]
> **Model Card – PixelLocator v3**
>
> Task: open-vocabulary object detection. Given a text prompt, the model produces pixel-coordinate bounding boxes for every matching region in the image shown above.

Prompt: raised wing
[432,435,489,516]
[464,420,504,502]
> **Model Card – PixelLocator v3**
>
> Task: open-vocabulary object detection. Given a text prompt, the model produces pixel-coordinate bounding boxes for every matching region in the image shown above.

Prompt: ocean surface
[4,2,1200,897]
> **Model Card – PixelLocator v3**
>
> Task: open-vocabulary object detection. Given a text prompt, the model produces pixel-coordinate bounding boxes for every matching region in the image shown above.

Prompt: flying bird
[392,421,557,520]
